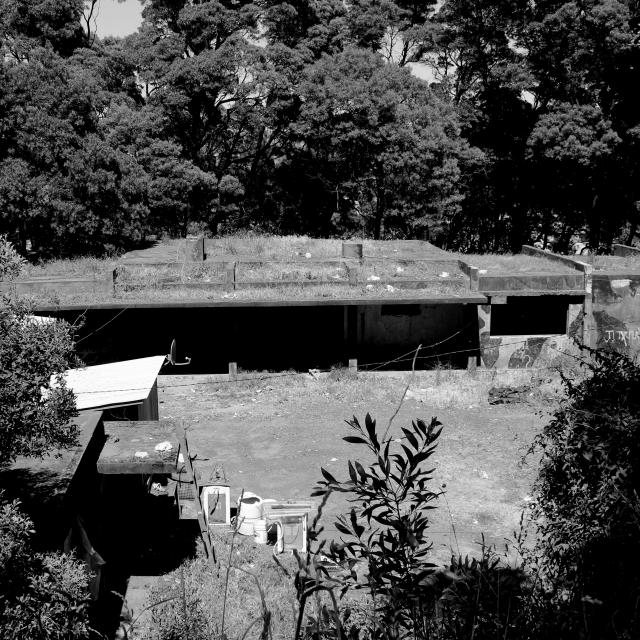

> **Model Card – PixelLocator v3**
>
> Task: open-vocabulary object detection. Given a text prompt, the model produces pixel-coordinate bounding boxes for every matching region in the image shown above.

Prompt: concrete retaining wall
[480,334,573,369]
[478,273,584,292]
[592,274,640,354]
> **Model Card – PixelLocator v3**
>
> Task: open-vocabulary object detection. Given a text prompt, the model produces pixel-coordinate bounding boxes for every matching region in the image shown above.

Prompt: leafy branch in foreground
[312,413,443,635]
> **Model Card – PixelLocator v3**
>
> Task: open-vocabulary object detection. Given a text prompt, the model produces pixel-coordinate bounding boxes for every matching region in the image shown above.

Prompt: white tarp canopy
[57,356,166,411]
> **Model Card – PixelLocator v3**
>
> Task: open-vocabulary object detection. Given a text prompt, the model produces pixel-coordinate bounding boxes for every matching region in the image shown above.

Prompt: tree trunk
[627,206,638,245]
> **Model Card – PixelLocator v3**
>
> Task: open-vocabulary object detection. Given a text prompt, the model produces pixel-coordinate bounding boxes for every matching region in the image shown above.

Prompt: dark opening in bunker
[490,296,580,335]
[49,302,481,373]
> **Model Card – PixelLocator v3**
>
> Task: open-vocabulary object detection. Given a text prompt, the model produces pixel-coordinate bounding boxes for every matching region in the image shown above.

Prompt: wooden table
[97,421,181,475]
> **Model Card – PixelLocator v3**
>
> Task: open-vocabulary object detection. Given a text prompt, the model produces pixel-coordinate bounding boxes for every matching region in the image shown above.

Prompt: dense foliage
[0,297,79,462]
[0,496,92,639]
[0,297,91,638]
[1,0,640,254]
[526,348,640,639]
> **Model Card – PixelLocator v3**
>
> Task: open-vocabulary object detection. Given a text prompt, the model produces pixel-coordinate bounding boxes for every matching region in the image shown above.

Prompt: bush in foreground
[0,496,92,639]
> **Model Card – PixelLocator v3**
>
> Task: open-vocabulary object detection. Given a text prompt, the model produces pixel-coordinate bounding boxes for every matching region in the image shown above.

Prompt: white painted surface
[57,356,165,411]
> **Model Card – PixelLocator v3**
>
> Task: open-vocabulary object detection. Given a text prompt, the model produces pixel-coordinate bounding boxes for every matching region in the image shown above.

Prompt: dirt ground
[158,371,549,566]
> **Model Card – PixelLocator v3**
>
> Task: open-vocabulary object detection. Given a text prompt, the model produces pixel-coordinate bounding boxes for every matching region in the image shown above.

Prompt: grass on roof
[22,277,470,308]
[452,253,579,274]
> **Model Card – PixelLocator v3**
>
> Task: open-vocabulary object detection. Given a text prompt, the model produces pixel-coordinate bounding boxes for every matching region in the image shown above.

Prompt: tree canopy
[1,0,640,254]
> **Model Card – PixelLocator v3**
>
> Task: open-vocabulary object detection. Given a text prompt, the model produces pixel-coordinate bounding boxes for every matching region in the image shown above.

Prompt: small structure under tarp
[57,355,165,420]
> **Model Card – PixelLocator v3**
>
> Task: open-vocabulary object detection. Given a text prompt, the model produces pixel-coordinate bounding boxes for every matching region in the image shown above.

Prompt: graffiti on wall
[481,335,571,369]
[602,329,640,345]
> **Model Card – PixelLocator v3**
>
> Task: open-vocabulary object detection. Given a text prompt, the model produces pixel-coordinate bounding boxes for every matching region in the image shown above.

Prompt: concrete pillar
[228,362,237,381]
[348,359,358,373]
[477,304,493,368]
[567,303,584,341]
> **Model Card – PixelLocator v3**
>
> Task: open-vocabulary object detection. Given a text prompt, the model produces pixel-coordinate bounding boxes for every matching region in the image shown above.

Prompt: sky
[93,0,143,39]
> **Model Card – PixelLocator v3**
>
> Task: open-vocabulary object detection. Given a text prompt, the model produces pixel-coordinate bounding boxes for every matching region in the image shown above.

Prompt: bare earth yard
[158,371,547,565]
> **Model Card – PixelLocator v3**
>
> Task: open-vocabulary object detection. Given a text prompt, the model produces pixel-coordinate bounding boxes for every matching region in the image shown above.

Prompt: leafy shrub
[307,414,535,640]
[0,296,79,462]
[0,496,92,639]
[0,234,26,280]
[437,541,527,640]
[310,414,443,638]
[526,348,640,639]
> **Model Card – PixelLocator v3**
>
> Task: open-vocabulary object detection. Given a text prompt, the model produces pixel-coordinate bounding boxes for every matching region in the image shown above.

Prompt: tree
[0,0,86,60]
[123,0,265,232]
[282,48,480,239]
[526,103,622,249]
[522,0,640,248]
[0,33,151,255]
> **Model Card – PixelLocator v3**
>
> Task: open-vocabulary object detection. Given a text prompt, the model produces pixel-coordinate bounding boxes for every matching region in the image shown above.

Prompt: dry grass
[157,369,564,567]
[22,256,118,278]
[135,368,580,639]
[236,261,348,282]
[141,532,298,639]
[454,253,578,273]
[142,528,377,640]
[206,235,445,261]
[207,234,344,259]
[21,279,470,308]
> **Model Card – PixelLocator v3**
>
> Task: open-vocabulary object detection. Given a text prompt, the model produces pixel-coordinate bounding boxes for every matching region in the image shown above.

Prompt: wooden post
[228,362,237,381]
[112,268,118,296]
[185,235,205,262]
[348,359,358,373]
[467,355,477,375]
[226,262,236,289]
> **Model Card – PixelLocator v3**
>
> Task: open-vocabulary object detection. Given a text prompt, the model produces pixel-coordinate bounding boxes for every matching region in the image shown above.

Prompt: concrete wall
[592,274,640,354]
[477,296,582,369]
[358,303,478,368]
[481,334,573,369]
